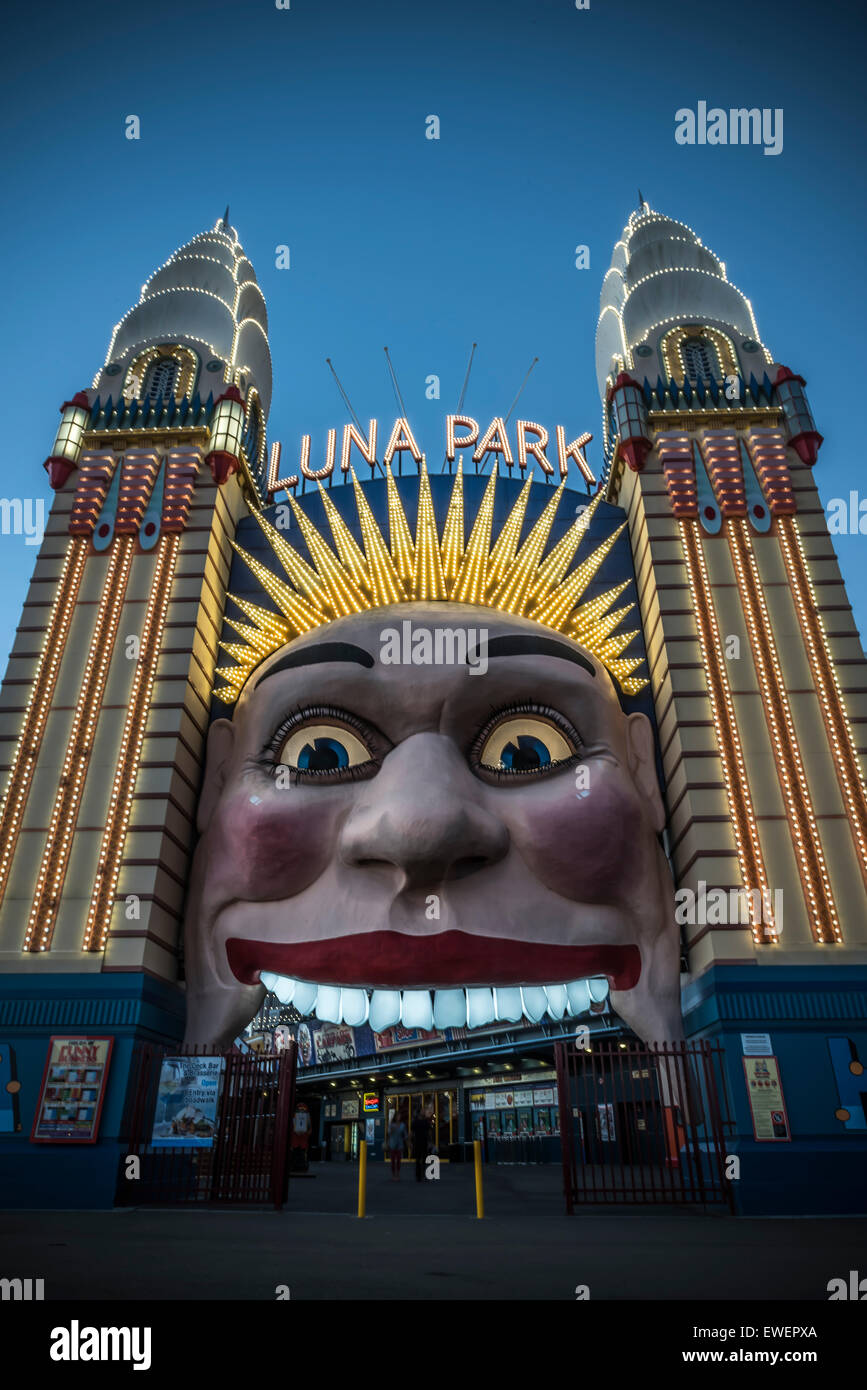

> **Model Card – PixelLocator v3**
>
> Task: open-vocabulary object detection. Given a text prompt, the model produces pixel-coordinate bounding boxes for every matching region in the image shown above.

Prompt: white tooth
[493,987,523,1022]
[370,990,401,1032]
[588,977,610,1003]
[269,975,297,1005]
[341,988,369,1026]
[521,987,548,1023]
[292,981,318,1015]
[401,990,433,1030]
[260,971,279,994]
[466,987,494,1028]
[433,988,467,1028]
[566,980,591,1015]
[545,984,568,1020]
[315,985,342,1023]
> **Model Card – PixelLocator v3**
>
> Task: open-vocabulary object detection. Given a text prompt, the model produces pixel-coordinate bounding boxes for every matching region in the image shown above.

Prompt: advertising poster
[340,1097,359,1119]
[373,1025,443,1052]
[150,1056,224,1148]
[533,1086,556,1105]
[31,1037,114,1144]
[314,1024,355,1063]
[743,1056,791,1141]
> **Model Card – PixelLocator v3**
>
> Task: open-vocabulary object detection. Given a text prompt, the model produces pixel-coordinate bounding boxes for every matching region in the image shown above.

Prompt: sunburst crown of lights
[214,462,648,703]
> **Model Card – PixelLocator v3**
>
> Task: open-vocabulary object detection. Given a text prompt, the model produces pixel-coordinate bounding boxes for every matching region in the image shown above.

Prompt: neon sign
[267,415,594,492]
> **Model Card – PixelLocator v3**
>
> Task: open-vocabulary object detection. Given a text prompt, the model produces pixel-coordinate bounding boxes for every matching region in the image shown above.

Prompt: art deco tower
[0,218,270,1161]
[597,203,867,1210]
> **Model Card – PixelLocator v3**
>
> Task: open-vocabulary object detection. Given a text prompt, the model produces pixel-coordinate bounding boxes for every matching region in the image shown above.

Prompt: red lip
[226,932,640,991]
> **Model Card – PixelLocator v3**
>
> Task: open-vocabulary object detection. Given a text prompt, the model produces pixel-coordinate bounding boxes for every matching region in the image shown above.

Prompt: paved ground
[3,1161,865,1300]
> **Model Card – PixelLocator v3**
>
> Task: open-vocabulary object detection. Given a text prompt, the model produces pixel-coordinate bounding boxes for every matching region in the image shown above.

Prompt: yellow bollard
[473,1139,484,1219]
[357,1140,367,1218]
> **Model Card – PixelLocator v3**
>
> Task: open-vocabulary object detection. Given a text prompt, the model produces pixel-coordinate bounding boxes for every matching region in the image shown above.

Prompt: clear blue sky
[2,0,866,659]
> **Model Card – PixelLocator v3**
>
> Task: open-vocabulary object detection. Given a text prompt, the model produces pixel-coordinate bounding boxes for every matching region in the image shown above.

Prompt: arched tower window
[681,337,720,382]
[145,357,180,404]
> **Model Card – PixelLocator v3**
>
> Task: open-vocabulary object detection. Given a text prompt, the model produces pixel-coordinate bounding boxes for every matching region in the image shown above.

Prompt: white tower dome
[94,214,272,418]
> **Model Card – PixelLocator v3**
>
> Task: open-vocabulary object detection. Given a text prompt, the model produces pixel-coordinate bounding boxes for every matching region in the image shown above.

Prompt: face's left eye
[279,722,372,774]
[477,715,576,775]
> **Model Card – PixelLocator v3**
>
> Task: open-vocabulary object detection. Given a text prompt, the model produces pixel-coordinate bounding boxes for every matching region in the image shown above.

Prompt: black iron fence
[554,1039,735,1210]
[116,1041,296,1209]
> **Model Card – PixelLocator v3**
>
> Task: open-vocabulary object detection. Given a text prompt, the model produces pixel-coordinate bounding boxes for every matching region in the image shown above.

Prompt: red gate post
[272,1042,297,1211]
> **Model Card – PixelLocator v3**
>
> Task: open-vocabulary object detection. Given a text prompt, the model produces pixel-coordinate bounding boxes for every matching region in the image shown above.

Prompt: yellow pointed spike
[252,510,331,611]
[569,581,632,638]
[530,490,604,604]
[572,604,635,650]
[289,495,369,616]
[531,522,628,629]
[441,464,465,593]
[350,469,404,606]
[222,617,283,652]
[230,596,295,638]
[487,476,532,587]
[230,542,325,633]
[219,641,262,665]
[452,470,497,605]
[385,464,414,591]
[490,483,565,614]
[316,483,373,594]
[413,460,447,600]
[598,629,642,663]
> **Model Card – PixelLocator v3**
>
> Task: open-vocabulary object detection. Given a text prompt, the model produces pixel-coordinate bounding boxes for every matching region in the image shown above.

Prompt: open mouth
[226,934,639,1029]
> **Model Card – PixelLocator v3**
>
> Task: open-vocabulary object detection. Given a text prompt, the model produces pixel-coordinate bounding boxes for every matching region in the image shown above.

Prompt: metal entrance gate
[554,1039,734,1210]
[116,1042,297,1208]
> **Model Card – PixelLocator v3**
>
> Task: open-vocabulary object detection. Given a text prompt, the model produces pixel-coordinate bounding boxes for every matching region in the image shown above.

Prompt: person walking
[412,1105,433,1182]
[387,1112,407,1180]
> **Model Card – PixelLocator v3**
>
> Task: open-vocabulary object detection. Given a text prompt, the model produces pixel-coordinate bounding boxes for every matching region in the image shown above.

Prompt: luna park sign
[268,415,594,492]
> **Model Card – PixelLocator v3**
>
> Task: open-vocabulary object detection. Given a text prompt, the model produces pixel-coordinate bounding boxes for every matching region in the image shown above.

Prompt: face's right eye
[279,721,373,775]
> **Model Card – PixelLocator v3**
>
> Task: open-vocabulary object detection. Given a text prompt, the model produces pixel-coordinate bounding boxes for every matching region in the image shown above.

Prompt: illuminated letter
[268,441,299,493]
[473,417,514,468]
[300,430,337,481]
[446,415,479,462]
[556,426,594,485]
[516,420,553,476]
[340,420,377,474]
[383,417,422,467]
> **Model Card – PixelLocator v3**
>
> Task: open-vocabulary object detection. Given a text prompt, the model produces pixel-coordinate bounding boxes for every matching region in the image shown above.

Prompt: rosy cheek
[508,768,645,901]
[206,789,338,899]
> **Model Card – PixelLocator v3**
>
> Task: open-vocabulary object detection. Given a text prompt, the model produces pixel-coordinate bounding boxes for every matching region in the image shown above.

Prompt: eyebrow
[254,642,375,688]
[471,634,596,678]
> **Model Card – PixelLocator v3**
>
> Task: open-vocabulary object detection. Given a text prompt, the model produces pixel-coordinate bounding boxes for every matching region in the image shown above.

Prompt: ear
[196,718,236,833]
[625,712,666,834]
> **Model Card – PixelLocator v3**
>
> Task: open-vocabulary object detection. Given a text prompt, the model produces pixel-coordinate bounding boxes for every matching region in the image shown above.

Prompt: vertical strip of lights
[82,534,180,950]
[23,536,135,951]
[727,519,841,943]
[678,520,776,944]
[0,537,89,912]
[776,514,867,889]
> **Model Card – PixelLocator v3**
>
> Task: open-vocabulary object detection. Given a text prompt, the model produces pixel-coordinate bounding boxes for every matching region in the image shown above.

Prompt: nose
[339,733,509,889]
